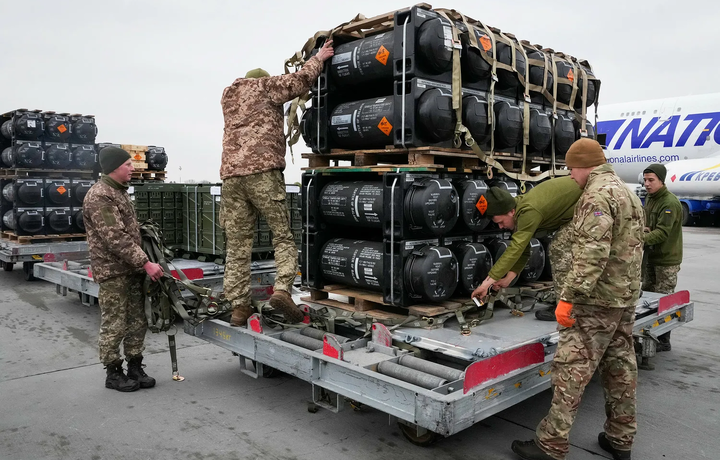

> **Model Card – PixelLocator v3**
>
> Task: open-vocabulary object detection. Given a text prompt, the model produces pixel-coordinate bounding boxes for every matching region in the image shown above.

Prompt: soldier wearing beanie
[639,163,683,366]
[82,146,164,392]
[512,138,645,460]
[471,178,582,322]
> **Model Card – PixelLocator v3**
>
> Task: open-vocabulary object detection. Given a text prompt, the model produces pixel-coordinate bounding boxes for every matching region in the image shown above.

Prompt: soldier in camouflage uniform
[640,164,683,361]
[471,177,582,323]
[512,139,644,460]
[83,147,164,392]
[220,40,334,326]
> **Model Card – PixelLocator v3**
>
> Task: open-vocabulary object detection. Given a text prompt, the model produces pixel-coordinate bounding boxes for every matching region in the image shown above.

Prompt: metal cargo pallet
[1,239,89,280]
[185,290,693,445]
[32,258,281,305]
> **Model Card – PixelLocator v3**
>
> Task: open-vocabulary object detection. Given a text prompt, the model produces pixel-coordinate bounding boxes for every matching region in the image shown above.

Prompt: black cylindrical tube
[320,239,384,292]
[319,181,384,228]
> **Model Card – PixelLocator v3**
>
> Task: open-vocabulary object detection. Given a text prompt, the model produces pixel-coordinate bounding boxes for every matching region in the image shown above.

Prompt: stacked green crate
[131,183,184,245]
[173,183,301,258]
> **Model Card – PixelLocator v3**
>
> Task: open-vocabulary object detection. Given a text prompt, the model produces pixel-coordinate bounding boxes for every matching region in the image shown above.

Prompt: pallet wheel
[2,261,13,272]
[22,262,35,281]
[397,422,441,446]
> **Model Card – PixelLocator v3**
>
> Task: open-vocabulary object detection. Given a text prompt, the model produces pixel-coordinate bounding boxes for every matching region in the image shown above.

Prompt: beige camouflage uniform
[548,222,573,296]
[535,164,645,460]
[220,56,323,308]
[83,176,150,366]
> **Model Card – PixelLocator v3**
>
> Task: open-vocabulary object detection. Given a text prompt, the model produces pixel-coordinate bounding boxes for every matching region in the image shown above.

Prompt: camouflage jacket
[220,56,324,179]
[83,176,148,283]
[562,164,645,308]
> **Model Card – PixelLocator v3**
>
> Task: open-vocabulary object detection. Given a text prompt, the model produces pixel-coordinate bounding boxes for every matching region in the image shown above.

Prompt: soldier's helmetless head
[492,210,516,231]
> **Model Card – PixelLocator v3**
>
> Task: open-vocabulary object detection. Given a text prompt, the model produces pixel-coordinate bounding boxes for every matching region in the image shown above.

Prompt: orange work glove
[555,300,575,328]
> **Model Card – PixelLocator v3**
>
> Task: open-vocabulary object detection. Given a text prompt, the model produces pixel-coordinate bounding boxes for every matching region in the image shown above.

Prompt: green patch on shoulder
[101,207,117,226]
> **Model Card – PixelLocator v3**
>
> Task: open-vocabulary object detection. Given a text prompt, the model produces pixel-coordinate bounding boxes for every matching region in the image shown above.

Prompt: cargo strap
[140,221,231,334]
[435,11,554,183]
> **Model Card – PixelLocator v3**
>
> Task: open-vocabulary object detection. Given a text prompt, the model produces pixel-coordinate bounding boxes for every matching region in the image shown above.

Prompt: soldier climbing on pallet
[470,176,582,321]
[83,146,164,392]
[219,39,334,327]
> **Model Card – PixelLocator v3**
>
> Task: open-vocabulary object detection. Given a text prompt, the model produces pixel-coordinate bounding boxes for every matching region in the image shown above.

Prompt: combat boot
[269,290,305,323]
[511,439,556,460]
[105,358,140,392]
[127,356,156,388]
[534,304,556,322]
[230,304,253,327]
[598,432,632,460]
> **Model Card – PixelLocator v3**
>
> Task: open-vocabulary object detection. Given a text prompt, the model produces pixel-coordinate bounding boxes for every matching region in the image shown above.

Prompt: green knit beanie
[245,68,270,79]
[483,187,516,216]
[99,146,131,175]
[644,163,667,183]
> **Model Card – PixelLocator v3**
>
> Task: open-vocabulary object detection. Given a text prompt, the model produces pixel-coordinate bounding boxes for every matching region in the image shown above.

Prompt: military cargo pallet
[0,168,98,179]
[301,284,468,318]
[131,170,166,181]
[1,231,86,244]
[131,160,148,171]
[303,147,563,174]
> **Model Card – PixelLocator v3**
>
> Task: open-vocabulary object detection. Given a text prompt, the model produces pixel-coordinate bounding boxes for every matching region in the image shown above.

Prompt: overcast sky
[2,0,718,183]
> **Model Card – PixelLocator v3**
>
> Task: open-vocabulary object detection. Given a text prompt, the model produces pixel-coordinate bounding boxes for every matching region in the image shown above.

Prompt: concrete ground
[1,227,718,460]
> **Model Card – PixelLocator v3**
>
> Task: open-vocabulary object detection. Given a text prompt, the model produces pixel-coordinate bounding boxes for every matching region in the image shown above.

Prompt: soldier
[220,40,334,327]
[511,138,644,460]
[640,163,683,365]
[83,146,164,392]
[471,177,582,323]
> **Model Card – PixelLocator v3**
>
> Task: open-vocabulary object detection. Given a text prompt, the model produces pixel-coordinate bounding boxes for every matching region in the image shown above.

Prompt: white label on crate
[416,78,451,91]
[332,52,352,64]
[405,239,439,250]
[443,26,453,49]
[375,98,386,103]
[128,186,135,194]
[210,186,221,196]
[27,120,36,128]
[331,114,352,126]
[286,185,300,194]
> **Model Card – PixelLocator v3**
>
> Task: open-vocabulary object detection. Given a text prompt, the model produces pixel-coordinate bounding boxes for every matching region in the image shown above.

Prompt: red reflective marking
[248,315,262,333]
[323,336,341,359]
[658,290,690,314]
[170,268,203,280]
[463,343,545,394]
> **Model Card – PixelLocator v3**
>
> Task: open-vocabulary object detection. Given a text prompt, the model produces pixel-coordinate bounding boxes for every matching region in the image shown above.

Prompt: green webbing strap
[140,221,230,333]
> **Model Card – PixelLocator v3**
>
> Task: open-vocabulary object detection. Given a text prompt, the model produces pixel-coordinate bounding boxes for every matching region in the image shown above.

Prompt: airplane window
[631,112,635,116]
[620,112,624,116]
[654,110,657,114]
[677,107,682,112]
[642,111,646,115]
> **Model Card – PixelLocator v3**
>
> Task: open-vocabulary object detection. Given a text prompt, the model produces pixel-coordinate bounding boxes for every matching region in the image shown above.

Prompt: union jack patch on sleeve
[594,211,603,216]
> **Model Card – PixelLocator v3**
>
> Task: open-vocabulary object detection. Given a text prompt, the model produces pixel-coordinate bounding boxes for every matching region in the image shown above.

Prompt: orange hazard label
[375,45,390,65]
[57,186,67,195]
[57,124,67,133]
[133,154,143,160]
[479,35,492,52]
[567,69,574,82]
[378,117,393,136]
[475,195,488,215]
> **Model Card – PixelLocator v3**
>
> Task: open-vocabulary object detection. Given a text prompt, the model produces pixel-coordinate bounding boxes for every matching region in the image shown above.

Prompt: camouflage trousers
[548,222,573,298]
[221,170,297,308]
[98,274,147,366]
[642,263,680,294]
[535,304,638,460]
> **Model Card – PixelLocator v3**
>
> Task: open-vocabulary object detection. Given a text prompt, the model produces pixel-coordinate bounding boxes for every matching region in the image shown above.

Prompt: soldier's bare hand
[316,40,335,62]
[143,261,164,282]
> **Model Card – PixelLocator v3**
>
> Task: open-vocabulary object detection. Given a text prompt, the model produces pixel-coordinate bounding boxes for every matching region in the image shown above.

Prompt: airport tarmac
[1,226,718,460]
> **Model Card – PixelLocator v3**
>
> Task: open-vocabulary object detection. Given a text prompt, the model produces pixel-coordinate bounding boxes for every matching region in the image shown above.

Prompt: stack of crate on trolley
[0,108,100,243]
[295,4,600,320]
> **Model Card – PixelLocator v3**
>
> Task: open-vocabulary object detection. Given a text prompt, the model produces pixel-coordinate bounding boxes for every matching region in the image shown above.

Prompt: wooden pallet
[1,231,86,244]
[303,147,563,175]
[131,170,166,181]
[300,284,469,319]
[131,160,148,171]
[0,168,98,179]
